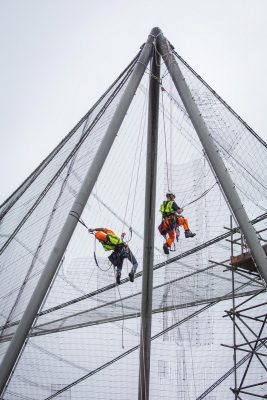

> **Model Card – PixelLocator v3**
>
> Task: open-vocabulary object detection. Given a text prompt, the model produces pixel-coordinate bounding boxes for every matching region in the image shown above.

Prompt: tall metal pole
[157,33,267,286]
[138,30,161,400]
[0,28,157,396]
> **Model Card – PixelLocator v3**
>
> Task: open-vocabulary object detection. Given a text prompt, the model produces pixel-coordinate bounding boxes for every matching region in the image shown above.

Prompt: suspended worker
[159,193,196,254]
[89,228,138,285]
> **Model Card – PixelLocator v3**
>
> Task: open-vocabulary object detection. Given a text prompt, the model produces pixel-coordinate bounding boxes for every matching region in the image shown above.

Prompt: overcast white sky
[0,0,266,204]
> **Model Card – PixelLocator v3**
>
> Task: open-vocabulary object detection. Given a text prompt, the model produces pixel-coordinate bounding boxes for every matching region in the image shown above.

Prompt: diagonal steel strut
[0,28,157,396]
[157,32,267,287]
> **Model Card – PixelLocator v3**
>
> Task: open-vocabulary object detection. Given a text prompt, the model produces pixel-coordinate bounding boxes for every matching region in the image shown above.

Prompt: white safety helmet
[166,192,175,199]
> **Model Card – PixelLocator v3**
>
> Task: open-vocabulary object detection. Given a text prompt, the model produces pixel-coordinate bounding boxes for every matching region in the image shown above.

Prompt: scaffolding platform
[230,243,267,272]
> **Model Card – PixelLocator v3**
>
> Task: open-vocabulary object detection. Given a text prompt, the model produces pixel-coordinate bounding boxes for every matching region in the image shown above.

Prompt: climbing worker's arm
[88,228,105,233]
[89,228,116,235]
[172,202,183,214]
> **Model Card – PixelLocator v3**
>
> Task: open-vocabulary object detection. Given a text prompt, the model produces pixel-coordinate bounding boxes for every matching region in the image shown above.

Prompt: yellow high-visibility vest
[102,234,123,251]
[160,200,175,215]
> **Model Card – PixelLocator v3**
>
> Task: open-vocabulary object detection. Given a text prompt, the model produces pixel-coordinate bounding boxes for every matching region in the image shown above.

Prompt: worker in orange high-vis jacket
[159,193,196,254]
[89,228,138,285]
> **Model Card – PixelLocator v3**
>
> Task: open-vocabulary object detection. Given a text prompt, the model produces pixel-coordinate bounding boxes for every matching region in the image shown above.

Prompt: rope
[161,88,170,191]
[122,75,148,236]
[69,208,126,353]
[129,80,148,229]
[33,212,267,318]
[70,211,111,272]
[93,237,112,272]
[161,84,187,116]
[156,72,216,213]
[113,269,125,349]
[182,182,217,208]
[69,211,90,230]
[169,79,173,191]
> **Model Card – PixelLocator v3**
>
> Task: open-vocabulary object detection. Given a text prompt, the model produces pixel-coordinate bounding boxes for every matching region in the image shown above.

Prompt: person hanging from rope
[159,193,196,254]
[88,228,138,285]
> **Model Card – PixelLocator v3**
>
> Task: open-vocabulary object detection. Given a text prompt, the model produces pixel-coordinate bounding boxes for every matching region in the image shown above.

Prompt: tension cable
[70,211,111,272]
[182,182,217,208]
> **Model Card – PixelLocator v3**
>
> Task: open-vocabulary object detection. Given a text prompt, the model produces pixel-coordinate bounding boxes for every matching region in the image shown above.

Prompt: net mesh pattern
[0,55,138,344]
[1,44,267,399]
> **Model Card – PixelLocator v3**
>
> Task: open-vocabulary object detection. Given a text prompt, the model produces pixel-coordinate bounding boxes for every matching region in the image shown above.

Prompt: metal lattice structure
[0,28,267,399]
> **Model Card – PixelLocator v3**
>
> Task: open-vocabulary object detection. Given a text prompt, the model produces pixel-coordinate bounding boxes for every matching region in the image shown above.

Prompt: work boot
[163,243,170,254]
[116,272,121,285]
[128,271,135,282]
[185,230,196,238]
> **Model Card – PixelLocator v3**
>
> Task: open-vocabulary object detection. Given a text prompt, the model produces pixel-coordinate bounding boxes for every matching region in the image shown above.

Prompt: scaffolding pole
[0,28,157,396]
[230,215,238,398]
[138,30,161,400]
[157,33,267,286]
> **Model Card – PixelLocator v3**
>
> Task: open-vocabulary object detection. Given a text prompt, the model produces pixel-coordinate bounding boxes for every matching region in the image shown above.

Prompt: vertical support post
[157,33,267,286]
[0,29,157,395]
[138,33,161,400]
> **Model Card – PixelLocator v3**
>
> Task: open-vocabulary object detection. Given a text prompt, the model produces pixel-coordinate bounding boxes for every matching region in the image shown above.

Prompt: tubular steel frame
[0,27,267,400]
[223,226,267,399]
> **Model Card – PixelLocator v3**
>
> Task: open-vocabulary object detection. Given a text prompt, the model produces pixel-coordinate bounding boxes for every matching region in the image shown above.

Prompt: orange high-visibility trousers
[163,217,176,248]
[163,216,190,248]
[166,229,175,248]
[177,216,189,231]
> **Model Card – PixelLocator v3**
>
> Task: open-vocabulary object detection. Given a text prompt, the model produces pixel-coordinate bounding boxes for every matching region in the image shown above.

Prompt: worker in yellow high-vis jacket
[89,228,138,284]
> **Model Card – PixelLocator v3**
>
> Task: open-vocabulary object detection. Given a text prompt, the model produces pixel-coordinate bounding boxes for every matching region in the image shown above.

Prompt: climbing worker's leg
[163,229,175,254]
[126,247,138,283]
[167,230,175,248]
[162,218,171,254]
[178,216,196,238]
[115,256,123,285]
[163,242,169,254]
[178,216,189,231]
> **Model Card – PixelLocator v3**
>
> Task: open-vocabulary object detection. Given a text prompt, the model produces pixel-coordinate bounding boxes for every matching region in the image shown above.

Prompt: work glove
[88,228,94,233]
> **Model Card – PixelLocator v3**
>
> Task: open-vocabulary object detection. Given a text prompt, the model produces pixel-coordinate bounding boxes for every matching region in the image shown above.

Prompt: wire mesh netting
[0,40,267,399]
